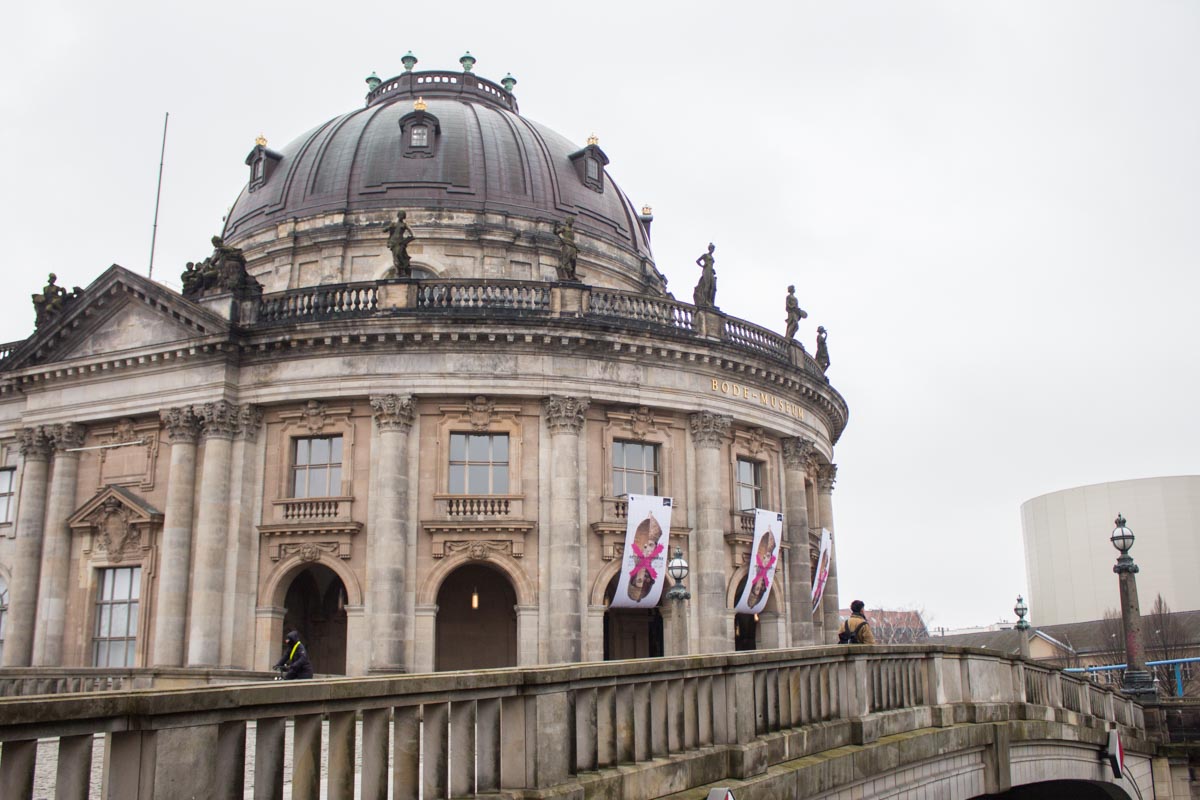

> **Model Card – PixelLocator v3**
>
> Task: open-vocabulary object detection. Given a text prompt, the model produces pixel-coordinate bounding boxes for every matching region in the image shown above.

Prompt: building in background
[0,57,848,678]
[1021,476,1200,627]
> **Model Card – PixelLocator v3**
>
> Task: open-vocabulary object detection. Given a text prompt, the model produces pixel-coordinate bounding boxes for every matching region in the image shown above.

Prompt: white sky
[3,2,1197,629]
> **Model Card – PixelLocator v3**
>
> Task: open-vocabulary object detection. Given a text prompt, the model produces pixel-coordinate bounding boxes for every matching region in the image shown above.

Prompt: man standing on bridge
[840,600,876,644]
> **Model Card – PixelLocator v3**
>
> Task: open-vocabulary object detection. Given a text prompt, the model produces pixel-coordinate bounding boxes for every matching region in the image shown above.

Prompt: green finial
[460,51,476,72]
[401,51,418,72]
[365,71,381,91]
[501,72,517,92]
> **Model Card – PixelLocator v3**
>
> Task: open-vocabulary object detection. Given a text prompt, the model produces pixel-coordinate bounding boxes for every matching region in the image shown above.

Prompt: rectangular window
[0,467,14,524]
[411,125,428,147]
[93,566,141,667]
[448,433,509,494]
[736,458,763,511]
[292,436,344,498]
[612,440,659,497]
[586,157,600,181]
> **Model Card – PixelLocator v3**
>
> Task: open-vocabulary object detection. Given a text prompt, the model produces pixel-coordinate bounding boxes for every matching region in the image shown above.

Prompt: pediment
[69,484,163,530]
[4,265,231,370]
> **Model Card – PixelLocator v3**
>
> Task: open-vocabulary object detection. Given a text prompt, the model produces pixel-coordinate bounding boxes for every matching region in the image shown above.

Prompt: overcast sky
[4,2,1197,629]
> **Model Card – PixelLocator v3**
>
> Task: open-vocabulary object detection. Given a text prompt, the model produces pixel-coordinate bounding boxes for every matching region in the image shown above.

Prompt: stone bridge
[0,645,1176,799]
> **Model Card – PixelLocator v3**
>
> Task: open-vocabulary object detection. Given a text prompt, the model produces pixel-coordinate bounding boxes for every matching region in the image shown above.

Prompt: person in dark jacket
[274,630,314,679]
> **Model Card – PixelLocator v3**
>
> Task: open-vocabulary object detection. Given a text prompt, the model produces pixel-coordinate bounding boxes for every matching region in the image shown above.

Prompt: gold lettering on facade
[706,377,804,421]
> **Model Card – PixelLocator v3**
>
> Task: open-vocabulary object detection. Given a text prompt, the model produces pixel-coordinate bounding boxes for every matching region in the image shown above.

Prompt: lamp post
[665,547,691,602]
[1013,595,1031,659]
[1110,514,1156,700]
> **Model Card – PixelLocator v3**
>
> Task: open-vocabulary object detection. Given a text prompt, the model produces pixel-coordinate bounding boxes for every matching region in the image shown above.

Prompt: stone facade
[0,64,848,676]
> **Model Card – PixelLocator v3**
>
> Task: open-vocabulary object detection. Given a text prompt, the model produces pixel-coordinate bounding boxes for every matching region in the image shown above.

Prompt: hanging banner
[610,495,674,609]
[735,509,783,615]
[812,528,832,615]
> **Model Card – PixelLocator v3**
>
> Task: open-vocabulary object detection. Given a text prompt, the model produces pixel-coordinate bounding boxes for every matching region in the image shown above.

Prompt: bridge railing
[0,646,1145,800]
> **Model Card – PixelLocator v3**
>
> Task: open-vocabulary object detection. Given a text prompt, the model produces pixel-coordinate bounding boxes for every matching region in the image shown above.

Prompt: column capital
[688,411,731,449]
[51,422,86,452]
[236,404,265,441]
[199,400,240,440]
[161,406,202,443]
[18,427,53,460]
[781,436,817,470]
[370,394,415,432]
[817,463,838,492]
[544,395,589,435]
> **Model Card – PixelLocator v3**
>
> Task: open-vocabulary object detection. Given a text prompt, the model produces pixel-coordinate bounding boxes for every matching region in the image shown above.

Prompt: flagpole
[148,111,169,279]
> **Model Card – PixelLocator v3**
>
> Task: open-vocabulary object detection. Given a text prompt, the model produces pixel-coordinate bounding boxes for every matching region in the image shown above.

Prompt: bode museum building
[0,56,848,678]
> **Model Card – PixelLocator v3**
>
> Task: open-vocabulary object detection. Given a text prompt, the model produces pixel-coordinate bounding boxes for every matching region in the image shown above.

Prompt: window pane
[449,464,465,494]
[450,434,466,462]
[412,126,428,146]
[330,436,343,464]
[128,602,139,632]
[0,496,9,523]
[126,640,137,667]
[0,469,12,492]
[492,435,508,463]
[308,467,327,497]
[329,466,342,495]
[131,568,141,599]
[310,438,330,465]
[468,435,489,461]
[612,442,624,469]
[97,604,111,637]
[612,471,625,497]
[114,568,131,601]
[293,469,307,498]
[468,464,489,493]
[111,604,128,638]
[737,459,752,484]
[101,571,114,601]
[295,439,310,466]
[95,640,109,667]
[646,446,658,472]
[626,444,644,472]
[492,467,508,494]
[628,473,645,496]
[738,487,753,512]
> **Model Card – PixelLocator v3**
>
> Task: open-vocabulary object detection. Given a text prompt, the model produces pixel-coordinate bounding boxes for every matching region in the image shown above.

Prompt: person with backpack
[274,630,314,679]
[839,600,876,644]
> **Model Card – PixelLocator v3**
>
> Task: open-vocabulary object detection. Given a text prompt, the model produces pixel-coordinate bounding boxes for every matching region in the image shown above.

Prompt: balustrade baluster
[423,702,449,800]
[450,701,477,798]
[698,675,715,747]
[327,711,356,800]
[499,696,527,790]
[360,708,389,800]
[596,685,616,768]
[576,688,598,772]
[633,683,652,762]
[616,683,635,763]
[216,721,247,800]
[0,739,36,800]
[683,677,699,750]
[55,734,93,800]
[650,681,668,758]
[394,705,420,800]
[753,670,767,736]
[667,678,684,754]
[477,698,501,792]
[292,714,322,800]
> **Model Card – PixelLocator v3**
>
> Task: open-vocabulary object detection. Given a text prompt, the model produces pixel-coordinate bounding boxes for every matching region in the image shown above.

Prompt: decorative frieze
[51,423,86,452]
[370,394,415,432]
[269,540,351,563]
[781,436,817,470]
[544,395,589,434]
[161,406,201,444]
[199,400,240,440]
[688,411,731,448]
[433,539,523,560]
[18,427,52,460]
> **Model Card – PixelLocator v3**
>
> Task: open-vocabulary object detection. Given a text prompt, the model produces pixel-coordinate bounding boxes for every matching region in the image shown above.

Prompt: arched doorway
[435,563,517,671]
[972,780,1133,799]
[603,574,664,660]
[733,575,758,651]
[282,564,348,675]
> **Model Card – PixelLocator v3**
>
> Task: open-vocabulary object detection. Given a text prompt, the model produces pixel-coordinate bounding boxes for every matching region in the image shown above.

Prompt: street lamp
[665,547,691,601]
[1110,514,1156,701]
[1013,594,1030,659]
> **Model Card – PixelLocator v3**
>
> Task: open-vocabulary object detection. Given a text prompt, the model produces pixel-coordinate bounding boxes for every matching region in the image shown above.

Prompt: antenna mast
[148,111,169,279]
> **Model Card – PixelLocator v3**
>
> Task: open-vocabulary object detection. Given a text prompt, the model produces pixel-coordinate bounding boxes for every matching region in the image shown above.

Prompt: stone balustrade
[0,666,274,697]
[0,645,1148,800]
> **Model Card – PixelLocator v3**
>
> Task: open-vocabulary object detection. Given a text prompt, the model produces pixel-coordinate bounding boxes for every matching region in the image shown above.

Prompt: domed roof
[224,66,653,264]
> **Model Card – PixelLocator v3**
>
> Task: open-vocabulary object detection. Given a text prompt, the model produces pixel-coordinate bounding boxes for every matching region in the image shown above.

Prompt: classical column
[368,394,414,672]
[33,423,86,666]
[186,400,239,666]
[781,437,816,647]
[153,406,201,666]
[544,395,588,664]
[1,427,52,667]
[689,411,732,654]
[818,464,840,644]
[220,404,264,668]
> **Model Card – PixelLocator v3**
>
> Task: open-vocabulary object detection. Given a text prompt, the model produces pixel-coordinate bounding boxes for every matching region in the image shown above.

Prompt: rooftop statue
[182,236,260,298]
[32,273,83,329]
[383,211,415,278]
[692,243,717,309]
[816,326,831,372]
[554,215,579,281]
[784,285,807,340]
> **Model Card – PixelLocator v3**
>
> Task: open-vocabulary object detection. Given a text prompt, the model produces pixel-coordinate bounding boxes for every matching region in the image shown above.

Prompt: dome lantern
[365,72,381,92]
[401,51,418,72]
[501,73,517,92]
[460,51,476,72]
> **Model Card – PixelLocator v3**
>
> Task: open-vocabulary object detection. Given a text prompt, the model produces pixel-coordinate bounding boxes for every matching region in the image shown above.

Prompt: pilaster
[689,411,732,654]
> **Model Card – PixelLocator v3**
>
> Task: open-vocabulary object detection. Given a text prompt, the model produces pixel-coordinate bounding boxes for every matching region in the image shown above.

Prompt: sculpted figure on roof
[693,243,717,309]
[383,211,415,278]
[554,215,579,282]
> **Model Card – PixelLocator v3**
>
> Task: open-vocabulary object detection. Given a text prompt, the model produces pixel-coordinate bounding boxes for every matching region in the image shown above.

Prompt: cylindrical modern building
[1021,476,1200,626]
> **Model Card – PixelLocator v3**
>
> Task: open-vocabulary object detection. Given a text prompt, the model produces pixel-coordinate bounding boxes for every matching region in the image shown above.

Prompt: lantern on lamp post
[1013,594,1030,659]
[665,547,690,602]
[1110,514,1156,700]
